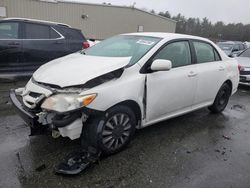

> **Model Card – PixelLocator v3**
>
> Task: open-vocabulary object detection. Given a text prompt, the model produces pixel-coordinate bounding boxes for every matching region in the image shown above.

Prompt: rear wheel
[208,83,231,113]
[81,105,136,155]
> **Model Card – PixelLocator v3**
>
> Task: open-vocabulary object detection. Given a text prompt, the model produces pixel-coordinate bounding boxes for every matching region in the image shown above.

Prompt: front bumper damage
[10,89,104,175]
[10,89,46,136]
[10,89,103,140]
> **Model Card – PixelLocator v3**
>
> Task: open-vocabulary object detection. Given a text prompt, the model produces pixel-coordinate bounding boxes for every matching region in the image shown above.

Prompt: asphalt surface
[0,79,250,188]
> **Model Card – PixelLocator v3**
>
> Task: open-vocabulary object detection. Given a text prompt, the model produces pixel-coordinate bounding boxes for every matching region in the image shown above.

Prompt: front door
[146,41,198,124]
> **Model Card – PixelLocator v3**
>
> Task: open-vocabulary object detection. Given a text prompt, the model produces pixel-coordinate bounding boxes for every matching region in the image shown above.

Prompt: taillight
[238,64,241,72]
[83,41,90,49]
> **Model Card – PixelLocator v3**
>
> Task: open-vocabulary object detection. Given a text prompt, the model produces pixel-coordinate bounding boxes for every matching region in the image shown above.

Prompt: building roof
[38,0,177,23]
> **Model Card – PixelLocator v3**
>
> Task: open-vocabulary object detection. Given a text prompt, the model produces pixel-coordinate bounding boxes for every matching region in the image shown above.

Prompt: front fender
[81,66,145,114]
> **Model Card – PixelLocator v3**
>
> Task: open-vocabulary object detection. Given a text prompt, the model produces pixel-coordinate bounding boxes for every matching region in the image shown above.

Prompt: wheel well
[225,80,233,94]
[110,100,142,125]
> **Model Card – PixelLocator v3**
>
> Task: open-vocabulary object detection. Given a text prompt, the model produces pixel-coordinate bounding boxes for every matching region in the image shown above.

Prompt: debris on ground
[35,164,46,172]
[222,135,231,140]
[55,147,101,175]
[186,150,191,154]
[231,104,246,112]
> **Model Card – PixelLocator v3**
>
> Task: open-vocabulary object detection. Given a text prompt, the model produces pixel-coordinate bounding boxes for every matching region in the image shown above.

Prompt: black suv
[0,18,89,76]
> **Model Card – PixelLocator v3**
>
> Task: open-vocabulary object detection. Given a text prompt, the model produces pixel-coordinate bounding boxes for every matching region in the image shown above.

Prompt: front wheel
[81,105,136,155]
[208,83,231,113]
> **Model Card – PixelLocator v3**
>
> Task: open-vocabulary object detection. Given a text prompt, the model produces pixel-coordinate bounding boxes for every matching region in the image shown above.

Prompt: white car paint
[14,32,239,140]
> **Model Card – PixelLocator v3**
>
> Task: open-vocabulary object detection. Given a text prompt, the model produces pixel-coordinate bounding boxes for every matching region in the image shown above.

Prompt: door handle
[188,71,198,77]
[8,42,20,46]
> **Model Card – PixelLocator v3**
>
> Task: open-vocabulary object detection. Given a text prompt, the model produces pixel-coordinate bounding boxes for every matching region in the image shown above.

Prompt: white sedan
[10,32,239,154]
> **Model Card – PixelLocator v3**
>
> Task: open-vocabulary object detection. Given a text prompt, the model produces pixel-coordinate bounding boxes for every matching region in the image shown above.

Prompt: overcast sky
[67,0,250,24]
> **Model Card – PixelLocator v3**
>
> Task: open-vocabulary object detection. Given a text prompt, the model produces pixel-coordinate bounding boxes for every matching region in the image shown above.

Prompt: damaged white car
[10,33,239,154]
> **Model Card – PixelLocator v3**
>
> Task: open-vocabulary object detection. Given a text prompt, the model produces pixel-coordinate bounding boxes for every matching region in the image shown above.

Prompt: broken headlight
[41,93,97,113]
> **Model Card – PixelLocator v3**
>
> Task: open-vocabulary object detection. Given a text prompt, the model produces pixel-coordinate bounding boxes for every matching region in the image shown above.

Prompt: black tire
[81,105,136,155]
[208,83,231,113]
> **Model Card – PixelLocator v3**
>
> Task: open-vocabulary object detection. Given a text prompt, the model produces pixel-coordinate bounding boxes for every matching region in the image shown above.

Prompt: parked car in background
[10,33,239,155]
[235,48,250,85]
[243,41,250,48]
[0,18,89,76]
[217,41,247,57]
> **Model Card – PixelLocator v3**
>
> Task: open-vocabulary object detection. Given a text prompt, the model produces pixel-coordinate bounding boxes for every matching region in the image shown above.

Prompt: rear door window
[24,23,50,39]
[193,41,221,63]
[0,22,19,39]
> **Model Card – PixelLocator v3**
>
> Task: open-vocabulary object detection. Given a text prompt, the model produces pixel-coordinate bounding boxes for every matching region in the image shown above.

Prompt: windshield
[217,43,233,51]
[239,48,250,58]
[82,35,162,65]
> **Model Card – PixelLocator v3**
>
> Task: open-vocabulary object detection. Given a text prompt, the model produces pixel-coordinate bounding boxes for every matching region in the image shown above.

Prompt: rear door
[22,22,66,72]
[0,21,23,73]
[192,40,227,108]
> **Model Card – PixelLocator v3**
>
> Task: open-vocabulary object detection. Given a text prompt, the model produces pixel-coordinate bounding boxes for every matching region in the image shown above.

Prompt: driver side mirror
[151,59,172,72]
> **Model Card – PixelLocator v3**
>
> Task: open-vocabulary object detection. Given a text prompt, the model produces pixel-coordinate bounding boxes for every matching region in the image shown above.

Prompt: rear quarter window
[50,28,61,39]
[58,27,85,40]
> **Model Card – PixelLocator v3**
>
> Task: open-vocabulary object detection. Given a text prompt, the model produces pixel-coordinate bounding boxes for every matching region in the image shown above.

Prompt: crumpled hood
[235,57,250,68]
[33,53,131,88]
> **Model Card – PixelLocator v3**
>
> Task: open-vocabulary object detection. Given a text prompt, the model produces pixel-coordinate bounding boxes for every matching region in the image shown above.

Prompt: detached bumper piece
[55,146,101,175]
[9,89,47,136]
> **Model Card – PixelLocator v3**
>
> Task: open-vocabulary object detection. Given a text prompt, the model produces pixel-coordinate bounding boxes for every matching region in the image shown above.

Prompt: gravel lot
[0,78,250,188]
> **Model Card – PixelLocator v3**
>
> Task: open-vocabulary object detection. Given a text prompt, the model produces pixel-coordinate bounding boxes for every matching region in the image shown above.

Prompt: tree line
[158,11,250,42]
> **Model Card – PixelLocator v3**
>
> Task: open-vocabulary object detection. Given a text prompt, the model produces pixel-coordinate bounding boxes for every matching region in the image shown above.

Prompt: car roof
[123,32,211,42]
[0,17,71,28]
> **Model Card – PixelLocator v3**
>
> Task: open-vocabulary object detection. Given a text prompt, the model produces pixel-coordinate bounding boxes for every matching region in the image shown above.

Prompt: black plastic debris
[55,147,101,175]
